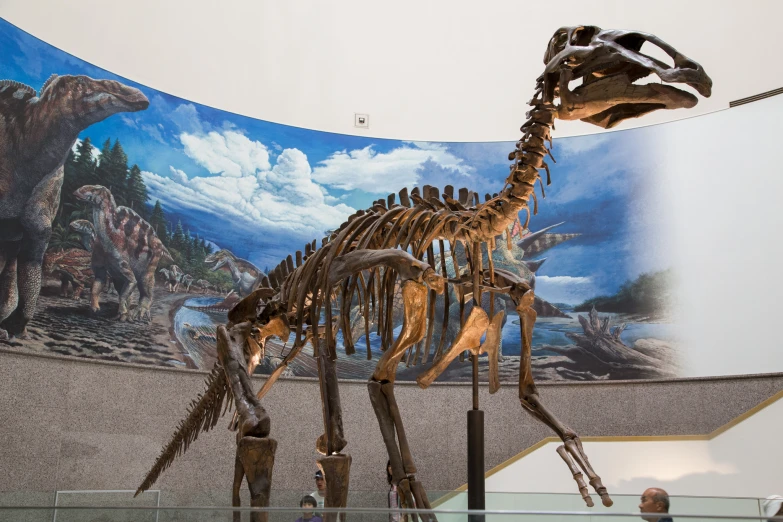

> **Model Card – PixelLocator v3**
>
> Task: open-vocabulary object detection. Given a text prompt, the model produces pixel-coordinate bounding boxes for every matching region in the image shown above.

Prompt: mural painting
[0,18,680,381]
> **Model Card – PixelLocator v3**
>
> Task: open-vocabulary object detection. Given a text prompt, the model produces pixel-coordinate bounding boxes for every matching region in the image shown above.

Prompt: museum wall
[2,1,783,140]
[1,349,781,506]
[630,94,783,378]
[485,396,783,498]
[2,7,783,512]
[1,17,782,382]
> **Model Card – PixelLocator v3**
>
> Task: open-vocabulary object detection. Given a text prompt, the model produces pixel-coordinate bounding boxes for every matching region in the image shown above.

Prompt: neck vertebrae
[460,78,555,243]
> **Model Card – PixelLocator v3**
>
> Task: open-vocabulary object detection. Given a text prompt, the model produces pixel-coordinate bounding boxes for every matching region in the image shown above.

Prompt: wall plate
[354,113,369,128]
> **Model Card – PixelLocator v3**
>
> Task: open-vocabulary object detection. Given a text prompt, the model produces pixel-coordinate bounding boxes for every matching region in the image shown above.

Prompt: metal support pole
[467,353,485,522]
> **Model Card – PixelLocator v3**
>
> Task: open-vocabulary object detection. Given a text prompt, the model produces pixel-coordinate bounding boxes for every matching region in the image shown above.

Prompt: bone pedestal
[318,454,353,522]
[234,437,278,522]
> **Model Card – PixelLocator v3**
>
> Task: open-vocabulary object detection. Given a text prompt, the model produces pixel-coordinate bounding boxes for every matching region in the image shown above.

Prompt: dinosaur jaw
[542,26,712,129]
[78,78,149,126]
[117,91,150,112]
[557,70,700,129]
[98,79,149,112]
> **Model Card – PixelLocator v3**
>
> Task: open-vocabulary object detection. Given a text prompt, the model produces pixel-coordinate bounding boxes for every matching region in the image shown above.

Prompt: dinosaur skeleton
[137,26,711,518]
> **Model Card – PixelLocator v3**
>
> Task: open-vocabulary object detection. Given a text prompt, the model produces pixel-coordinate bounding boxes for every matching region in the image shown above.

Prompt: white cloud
[120,115,138,129]
[72,139,102,158]
[121,115,166,143]
[168,166,188,183]
[181,130,271,177]
[141,124,166,144]
[324,194,347,204]
[535,275,595,305]
[537,275,592,285]
[312,142,474,193]
[169,103,206,134]
[143,130,355,237]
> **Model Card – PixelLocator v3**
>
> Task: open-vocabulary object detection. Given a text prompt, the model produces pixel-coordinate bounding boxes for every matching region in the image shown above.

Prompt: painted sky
[0,18,670,305]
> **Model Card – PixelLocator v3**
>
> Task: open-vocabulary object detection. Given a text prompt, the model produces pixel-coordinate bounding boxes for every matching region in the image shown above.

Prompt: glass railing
[0,506,781,522]
[434,492,769,522]
[0,490,778,522]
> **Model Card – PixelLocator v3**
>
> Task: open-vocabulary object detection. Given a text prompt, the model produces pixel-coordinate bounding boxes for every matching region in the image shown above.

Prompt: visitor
[639,488,672,522]
[296,495,322,522]
[762,495,783,522]
[310,470,326,515]
[387,460,402,522]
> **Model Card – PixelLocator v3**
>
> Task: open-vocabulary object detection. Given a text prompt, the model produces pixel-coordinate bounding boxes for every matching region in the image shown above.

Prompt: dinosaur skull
[69,219,95,238]
[542,26,712,128]
[73,185,113,207]
[205,250,230,272]
[41,75,149,125]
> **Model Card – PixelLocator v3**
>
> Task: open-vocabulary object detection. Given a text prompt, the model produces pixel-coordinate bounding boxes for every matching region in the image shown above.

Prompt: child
[296,495,322,522]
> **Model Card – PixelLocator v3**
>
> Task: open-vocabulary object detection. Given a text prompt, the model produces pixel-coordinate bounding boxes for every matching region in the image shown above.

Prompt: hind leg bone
[515,294,612,507]
[217,322,277,520]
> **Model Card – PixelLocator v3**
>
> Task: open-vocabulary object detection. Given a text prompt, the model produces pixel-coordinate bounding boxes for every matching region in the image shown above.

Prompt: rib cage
[253,77,555,364]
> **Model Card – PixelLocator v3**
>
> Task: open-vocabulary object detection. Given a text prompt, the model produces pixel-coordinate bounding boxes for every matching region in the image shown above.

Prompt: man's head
[639,488,670,522]
[315,470,326,493]
[300,495,317,517]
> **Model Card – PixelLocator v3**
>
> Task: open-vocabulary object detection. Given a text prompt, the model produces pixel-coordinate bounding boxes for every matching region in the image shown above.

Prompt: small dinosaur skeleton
[137,26,711,517]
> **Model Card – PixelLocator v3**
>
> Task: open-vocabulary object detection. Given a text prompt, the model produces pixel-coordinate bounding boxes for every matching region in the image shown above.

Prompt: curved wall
[1,18,782,381]
[0,349,781,506]
[486,395,783,498]
[1,2,782,140]
[1,11,782,510]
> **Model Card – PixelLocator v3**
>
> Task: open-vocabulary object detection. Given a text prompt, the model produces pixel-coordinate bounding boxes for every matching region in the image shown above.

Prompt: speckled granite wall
[1,348,781,511]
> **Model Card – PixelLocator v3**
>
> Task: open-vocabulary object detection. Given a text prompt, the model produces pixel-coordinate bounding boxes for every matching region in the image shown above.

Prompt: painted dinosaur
[42,247,93,299]
[70,218,119,309]
[69,218,96,251]
[183,293,241,317]
[73,185,172,321]
[38,216,101,301]
[194,278,212,293]
[0,74,148,339]
[206,248,263,278]
[181,274,194,292]
[137,26,711,516]
[159,265,183,292]
[205,249,259,297]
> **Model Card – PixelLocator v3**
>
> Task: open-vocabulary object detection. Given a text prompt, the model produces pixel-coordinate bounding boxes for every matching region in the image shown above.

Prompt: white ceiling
[1,0,779,141]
